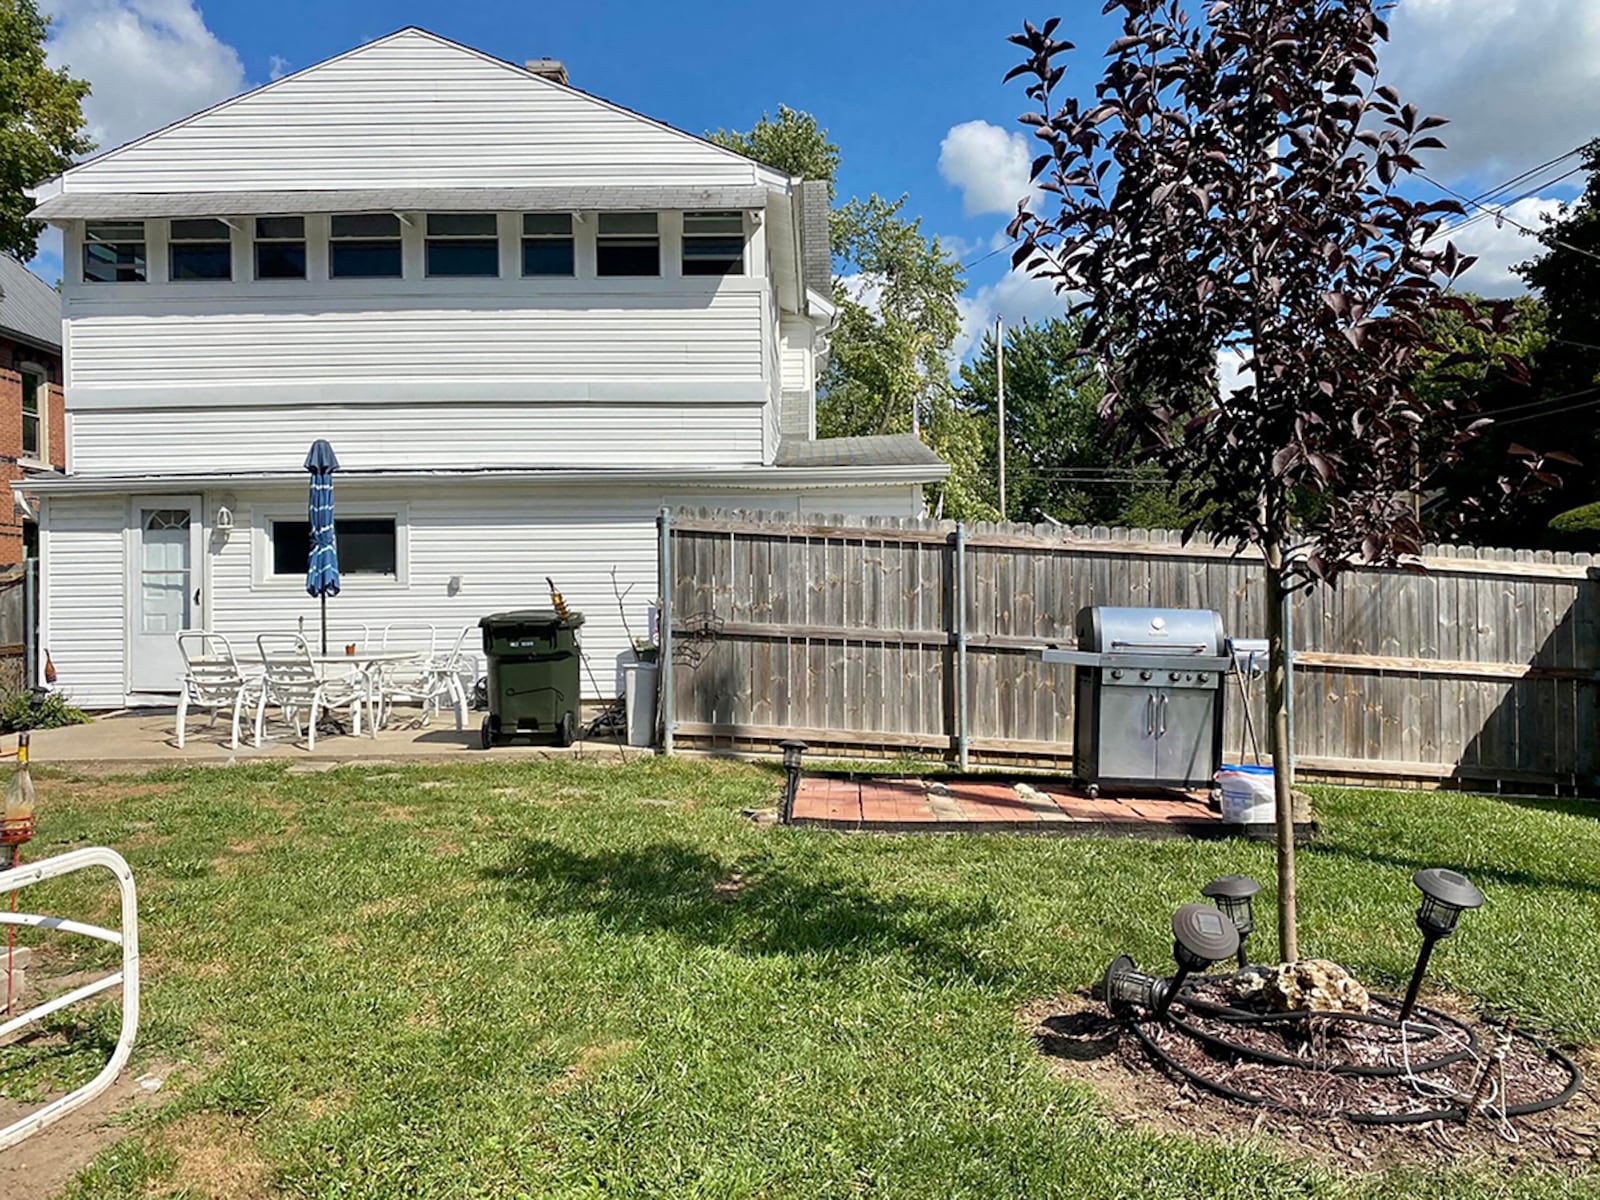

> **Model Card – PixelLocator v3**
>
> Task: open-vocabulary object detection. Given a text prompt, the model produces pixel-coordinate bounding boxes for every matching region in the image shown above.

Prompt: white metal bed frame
[0,848,140,1150]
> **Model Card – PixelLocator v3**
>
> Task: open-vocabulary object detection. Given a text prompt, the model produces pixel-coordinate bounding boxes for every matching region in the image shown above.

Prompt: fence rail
[661,508,1600,793]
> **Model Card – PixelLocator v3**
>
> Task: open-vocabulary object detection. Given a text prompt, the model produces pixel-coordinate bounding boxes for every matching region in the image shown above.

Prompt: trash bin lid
[479,609,584,630]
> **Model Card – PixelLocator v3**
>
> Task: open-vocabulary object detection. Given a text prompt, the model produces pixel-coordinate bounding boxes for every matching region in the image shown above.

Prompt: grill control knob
[1139,670,1152,681]
[1169,671,1181,682]
[1111,669,1123,680]
[1195,673,1206,683]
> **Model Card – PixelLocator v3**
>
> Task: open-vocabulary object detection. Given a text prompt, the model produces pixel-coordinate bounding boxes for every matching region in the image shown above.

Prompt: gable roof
[33,27,792,203]
[0,255,61,352]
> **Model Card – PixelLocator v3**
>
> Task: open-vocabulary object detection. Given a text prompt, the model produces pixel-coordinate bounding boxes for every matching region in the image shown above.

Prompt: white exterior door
[129,497,202,693]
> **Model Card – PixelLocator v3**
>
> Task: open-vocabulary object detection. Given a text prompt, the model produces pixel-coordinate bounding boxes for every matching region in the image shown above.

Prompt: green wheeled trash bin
[478,610,584,748]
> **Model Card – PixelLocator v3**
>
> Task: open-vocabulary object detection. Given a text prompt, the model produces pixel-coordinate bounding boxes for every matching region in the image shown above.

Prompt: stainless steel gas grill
[1037,607,1231,795]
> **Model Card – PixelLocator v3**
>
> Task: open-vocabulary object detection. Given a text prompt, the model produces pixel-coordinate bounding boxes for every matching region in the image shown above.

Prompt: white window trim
[18,361,48,467]
[250,502,410,590]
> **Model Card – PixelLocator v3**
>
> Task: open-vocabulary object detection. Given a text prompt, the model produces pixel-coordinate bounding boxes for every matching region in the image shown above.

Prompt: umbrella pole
[321,593,328,656]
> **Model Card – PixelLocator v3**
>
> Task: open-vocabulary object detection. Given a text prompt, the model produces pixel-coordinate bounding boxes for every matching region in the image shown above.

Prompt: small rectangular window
[683,211,745,276]
[20,369,43,460]
[522,213,574,277]
[425,212,499,277]
[330,213,403,279]
[254,216,306,280]
[169,218,233,281]
[271,517,398,577]
[596,212,659,277]
[83,222,146,283]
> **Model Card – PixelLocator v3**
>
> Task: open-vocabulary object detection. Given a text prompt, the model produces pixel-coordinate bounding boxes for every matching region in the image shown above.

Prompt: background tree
[0,0,91,260]
[1005,1,1552,958]
[707,106,841,202]
[957,316,1209,527]
[1515,138,1600,544]
[710,111,994,517]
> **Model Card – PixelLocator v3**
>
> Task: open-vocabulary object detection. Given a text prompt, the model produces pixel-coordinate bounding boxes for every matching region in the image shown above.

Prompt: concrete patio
[15,708,640,768]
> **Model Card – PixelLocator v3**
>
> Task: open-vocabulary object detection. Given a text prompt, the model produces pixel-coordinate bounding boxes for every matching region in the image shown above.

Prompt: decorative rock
[1234,958,1370,1014]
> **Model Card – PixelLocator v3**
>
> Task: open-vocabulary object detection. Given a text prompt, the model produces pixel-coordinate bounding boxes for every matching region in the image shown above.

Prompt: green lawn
[7,760,1600,1199]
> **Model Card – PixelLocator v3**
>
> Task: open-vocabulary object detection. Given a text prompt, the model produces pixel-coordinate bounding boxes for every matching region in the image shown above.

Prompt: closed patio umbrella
[304,439,340,655]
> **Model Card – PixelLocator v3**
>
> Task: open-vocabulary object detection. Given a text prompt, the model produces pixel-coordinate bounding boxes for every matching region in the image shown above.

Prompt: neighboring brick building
[0,253,66,564]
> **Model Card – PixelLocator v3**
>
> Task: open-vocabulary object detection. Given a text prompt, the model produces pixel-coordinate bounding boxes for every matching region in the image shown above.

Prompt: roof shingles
[0,254,61,352]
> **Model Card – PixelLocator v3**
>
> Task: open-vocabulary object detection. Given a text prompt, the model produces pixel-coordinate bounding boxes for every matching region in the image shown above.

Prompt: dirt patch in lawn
[33,779,178,808]
[154,1112,271,1198]
[545,1039,637,1095]
[1022,991,1600,1177]
[0,1065,171,1200]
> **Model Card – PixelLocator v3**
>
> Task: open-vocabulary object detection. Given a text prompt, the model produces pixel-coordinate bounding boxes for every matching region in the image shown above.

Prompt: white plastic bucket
[1216,765,1275,824]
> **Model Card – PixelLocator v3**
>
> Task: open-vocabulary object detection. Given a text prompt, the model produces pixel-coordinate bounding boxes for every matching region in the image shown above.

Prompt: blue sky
[32,0,1600,352]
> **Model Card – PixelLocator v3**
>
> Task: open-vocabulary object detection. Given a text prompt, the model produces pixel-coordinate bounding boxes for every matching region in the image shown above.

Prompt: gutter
[13,462,950,497]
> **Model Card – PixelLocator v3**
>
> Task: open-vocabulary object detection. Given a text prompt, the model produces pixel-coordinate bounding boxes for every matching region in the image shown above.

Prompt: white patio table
[308,650,422,732]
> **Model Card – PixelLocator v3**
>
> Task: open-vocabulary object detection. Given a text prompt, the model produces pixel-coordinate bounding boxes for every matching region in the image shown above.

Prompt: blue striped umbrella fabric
[304,439,340,654]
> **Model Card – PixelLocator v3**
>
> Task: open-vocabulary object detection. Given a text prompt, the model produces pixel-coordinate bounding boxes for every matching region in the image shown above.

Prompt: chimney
[525,58,569,86]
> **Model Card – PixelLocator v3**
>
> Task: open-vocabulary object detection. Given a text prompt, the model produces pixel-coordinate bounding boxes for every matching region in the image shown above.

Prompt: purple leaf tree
[1005,0,1551,958]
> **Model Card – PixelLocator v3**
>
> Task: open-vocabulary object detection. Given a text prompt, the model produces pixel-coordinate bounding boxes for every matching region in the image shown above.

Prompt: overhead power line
[1418,169,1600,266]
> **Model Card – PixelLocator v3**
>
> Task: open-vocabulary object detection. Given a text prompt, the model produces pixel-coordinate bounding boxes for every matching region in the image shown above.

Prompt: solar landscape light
[778,739,808,824]
[1161,903,1241,1016]
[1200,874,1261,969]
[1399,867,1485,1023]
[1101,954,1170,1015]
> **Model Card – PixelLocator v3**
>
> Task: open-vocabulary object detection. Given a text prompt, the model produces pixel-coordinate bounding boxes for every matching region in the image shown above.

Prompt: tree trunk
[1264,540,1298,963]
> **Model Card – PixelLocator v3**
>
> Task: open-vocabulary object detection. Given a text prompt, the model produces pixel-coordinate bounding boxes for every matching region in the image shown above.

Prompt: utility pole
[996,315,1007,521]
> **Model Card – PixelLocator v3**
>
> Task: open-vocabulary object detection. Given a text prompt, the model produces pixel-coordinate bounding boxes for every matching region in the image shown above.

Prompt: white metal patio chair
[175,631,261,750]
[370,622,439,728]
[418,625,473,730]
[254,633,369,750]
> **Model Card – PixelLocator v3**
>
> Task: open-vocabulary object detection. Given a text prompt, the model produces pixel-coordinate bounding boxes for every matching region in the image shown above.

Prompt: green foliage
[19,760,1600,1197]
[0,0,92,260]
[0,687,90,732]
[706,105,840,199]
[1546,500,1600,549]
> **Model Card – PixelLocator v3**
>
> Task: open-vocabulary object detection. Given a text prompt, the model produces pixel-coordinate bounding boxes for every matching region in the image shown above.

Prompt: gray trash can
[622,660,658,748]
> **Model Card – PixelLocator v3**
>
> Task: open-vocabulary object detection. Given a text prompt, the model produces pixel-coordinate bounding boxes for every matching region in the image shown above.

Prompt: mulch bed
[1022,989,1600,1175]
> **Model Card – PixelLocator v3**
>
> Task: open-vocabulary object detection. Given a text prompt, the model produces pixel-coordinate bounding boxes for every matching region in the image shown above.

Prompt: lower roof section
[774,433,946,470]
[15,459,949,497]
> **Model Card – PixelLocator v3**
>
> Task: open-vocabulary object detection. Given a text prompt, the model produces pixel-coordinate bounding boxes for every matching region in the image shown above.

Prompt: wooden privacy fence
[659,507,1600,794]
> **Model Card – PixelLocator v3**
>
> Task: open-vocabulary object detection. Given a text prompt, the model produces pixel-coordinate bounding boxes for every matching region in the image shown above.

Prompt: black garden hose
[1124,993,1582,1125]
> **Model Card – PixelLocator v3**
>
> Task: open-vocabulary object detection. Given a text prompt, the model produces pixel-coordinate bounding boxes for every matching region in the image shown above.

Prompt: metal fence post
[954,522,969,770]
[657,507,674,755]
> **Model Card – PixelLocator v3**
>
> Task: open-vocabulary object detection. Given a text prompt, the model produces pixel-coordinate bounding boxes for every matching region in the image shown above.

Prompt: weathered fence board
[664,508,1600,793]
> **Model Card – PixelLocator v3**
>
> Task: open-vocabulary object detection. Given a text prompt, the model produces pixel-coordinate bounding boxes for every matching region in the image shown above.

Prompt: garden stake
[1465,1016,1516,1127]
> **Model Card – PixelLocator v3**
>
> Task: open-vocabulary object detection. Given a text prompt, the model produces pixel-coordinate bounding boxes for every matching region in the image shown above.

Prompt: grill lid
[1076,606,1224,656]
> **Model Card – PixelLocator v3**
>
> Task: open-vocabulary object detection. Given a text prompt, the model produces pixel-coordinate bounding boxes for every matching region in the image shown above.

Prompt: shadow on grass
[482,839,1008,983]
[1304,840,1600,897]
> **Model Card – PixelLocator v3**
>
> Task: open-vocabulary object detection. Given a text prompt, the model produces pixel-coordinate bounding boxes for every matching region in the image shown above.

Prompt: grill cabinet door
[1154,687,1218,785]
[1095,685,1159,780]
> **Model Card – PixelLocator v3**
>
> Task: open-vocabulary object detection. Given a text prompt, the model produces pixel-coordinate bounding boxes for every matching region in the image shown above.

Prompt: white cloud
[1384,0,1600,181]
[1217,347,1253,397]
[268,54,291,82]
[1426,196,1565,296]
[955,268,1069,359]
[43,0,247,154]
[939,120,1038,217]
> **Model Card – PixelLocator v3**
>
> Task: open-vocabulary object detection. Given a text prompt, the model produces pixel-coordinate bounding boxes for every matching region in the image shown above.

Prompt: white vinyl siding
[67,403,768,474]
[39,495,127,707]
[59,31,768,194]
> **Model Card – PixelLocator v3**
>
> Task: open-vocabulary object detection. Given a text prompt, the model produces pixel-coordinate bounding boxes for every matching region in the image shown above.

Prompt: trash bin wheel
[557,711,576,748]
[480,715,495,750]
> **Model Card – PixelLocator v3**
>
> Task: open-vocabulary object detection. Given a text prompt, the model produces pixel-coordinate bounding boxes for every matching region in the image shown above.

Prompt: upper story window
[20,365,44,461]
[682,211,746,276]
[83,221,146,283]
[426,213,499,278]
[522,213,574,277]
[596,212,659,277]
[254,217,306,280]
[169,218,233,281]
[330,213,403,279]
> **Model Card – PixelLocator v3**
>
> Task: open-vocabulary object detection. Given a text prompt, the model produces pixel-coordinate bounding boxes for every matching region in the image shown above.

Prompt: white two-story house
[20,28,947,708]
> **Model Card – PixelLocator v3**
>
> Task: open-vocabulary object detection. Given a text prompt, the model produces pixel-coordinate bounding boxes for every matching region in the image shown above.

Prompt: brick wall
[1,332,67,565]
